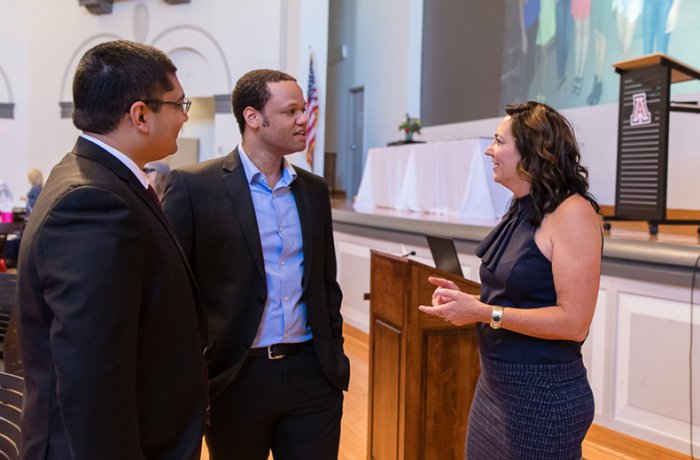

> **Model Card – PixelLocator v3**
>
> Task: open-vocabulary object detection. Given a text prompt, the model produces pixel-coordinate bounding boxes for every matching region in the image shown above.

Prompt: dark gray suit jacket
[17,137,208,459]
[162,148,350,400]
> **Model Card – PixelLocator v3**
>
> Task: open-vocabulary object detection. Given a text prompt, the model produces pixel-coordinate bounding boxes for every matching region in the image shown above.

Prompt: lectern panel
[368,251,481,460]
[371,254,408,327]
[370,319,402,460]
[421,330,480,460]
[614,64,670,220]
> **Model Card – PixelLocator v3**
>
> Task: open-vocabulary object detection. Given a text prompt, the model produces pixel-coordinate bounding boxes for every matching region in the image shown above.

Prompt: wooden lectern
[605,53,700,235]
[367,250,481,460]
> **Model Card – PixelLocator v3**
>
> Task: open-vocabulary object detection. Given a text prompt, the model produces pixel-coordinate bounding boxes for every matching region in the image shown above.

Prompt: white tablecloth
[354,138,513,220]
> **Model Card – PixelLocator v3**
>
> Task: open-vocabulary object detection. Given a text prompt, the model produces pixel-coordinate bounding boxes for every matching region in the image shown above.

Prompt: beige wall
[0,0,329,201]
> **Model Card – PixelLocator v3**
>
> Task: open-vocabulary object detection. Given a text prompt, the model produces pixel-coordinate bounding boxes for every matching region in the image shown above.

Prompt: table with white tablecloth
[354,138,513,221]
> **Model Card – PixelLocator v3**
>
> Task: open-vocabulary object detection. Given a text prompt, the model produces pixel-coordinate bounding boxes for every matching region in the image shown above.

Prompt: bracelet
[490,306,504,330]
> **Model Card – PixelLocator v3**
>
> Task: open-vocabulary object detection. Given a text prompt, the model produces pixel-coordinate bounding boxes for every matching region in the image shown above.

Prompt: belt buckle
[267,346,286,360]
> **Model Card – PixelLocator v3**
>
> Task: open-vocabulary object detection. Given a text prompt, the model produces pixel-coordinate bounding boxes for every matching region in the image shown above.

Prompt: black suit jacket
[162,148,350,399]
[17,137,208,459]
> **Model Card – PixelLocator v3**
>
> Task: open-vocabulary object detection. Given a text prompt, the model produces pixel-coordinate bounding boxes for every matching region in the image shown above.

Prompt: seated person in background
[0,180,13,219]
[26,168,44,215]
[0,180,17,267]
[4,169,44,265]
[143,160,170,200]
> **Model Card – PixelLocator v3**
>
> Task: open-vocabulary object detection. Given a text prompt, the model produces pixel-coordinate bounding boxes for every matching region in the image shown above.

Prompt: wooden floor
[201,325,692,459]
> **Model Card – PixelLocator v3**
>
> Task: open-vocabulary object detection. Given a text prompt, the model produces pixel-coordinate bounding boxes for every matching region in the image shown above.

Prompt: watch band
[490,306,504,330]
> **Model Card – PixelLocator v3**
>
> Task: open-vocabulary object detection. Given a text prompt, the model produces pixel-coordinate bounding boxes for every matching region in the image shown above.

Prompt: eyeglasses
[142,98,192,114]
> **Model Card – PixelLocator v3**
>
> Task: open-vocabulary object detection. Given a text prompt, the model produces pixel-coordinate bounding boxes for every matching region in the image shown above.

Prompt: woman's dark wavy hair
[505,101,599,226]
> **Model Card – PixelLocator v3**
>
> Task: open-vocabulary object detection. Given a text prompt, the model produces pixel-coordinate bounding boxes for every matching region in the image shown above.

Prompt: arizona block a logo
[630,92,652,126]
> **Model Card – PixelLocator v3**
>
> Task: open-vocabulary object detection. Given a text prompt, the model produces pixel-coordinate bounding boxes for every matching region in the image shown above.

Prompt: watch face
[490,307,504,329]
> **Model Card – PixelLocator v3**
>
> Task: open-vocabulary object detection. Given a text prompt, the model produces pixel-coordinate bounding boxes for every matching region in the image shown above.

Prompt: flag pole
[305,49,319,170]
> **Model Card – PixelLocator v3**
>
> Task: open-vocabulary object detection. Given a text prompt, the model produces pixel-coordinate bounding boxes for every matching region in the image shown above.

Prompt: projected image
[501,0,700,110]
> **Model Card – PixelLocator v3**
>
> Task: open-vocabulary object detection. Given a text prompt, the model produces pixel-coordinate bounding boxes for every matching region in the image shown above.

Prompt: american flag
[305,55,319,167]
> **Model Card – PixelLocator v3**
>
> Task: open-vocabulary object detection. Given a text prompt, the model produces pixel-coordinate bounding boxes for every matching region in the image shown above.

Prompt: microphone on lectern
[400,244,416,258]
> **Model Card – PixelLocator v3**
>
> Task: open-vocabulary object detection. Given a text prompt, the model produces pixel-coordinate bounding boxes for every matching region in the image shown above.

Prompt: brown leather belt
[248,340,313,360]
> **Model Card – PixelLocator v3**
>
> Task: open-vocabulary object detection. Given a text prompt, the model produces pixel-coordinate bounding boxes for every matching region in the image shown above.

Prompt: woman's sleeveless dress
[466,196,594,460]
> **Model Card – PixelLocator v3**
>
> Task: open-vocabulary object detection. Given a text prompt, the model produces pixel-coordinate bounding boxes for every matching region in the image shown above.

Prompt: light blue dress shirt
[238,146,312,347]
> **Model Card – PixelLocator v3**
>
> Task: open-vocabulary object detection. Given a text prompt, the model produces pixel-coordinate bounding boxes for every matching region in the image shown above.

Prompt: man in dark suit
[163,69,350,459]
[16,40,208,459]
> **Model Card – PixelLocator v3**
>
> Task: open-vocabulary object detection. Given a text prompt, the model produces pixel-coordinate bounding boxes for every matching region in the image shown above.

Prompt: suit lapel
[222,149,266,278]
[292,170,313,290]
[73,137,165,223]
[73,137,207,347]
[73,137,197,288]
[73,136,134,182]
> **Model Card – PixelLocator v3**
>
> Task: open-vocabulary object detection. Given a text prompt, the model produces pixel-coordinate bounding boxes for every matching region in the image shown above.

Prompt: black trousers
[205,344,343,460]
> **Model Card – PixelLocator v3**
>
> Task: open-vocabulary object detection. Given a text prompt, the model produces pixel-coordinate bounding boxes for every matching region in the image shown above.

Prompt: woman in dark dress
[420,101,601,459]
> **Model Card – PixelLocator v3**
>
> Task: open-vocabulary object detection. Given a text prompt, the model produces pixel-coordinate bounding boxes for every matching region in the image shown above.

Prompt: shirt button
[284,296,289,301]
[280,260,285,265]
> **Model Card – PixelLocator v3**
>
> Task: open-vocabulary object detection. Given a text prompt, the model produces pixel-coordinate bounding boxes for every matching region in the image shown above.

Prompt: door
[348,87,365,197]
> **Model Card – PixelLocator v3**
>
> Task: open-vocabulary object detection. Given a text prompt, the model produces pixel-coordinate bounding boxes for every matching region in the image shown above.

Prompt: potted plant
[399,113,422,142]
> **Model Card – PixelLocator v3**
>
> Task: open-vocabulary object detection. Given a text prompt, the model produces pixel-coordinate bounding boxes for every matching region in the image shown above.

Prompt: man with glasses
[16,40,207,459]
[163,69,349,459]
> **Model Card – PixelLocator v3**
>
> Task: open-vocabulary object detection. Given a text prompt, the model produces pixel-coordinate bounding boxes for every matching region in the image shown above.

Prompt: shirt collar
[80,133,149,189]
[237,144,297,189]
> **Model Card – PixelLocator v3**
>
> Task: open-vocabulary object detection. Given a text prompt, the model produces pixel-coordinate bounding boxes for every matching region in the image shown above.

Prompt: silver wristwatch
[490,306,504,330]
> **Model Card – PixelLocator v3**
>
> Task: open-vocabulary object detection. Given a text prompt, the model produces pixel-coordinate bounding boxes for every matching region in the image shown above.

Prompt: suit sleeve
[34,186,146,459]
[162,169,195,260]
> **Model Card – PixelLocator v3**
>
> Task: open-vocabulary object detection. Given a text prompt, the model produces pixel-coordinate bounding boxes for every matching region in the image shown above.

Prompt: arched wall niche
[168,47,213,98]
[0,65,13,102]
[152,26,236,162]
[58,33,122,117]
[151,26,231,97]
[57,27,232,116]
[0,65,14,118]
